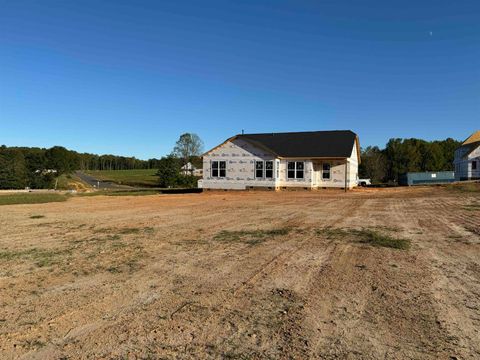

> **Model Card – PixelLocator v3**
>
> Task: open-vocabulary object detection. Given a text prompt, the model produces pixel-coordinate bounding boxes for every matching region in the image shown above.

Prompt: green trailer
[399,171,455,186]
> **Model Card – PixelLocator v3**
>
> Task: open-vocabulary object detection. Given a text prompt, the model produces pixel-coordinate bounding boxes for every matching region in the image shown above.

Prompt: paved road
[75,171,131,190]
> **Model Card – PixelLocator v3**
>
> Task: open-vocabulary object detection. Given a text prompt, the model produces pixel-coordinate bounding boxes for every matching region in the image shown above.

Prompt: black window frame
[212,161,219,177]
[287,161,296,179]
[255,161,264,178]
[287,161,305,179]
[219,161,226,177]
[265,161,274,178]
[473,160,477,170]
[322,163,331,180]
[211,160,226,178]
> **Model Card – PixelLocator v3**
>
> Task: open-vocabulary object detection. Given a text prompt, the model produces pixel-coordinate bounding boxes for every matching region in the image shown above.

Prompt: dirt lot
[0,186,479,359]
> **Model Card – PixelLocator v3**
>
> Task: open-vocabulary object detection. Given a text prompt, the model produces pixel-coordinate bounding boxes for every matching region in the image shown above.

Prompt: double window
[211,161,226,178]
[255,160,274,178]
[322,163,331,180]
[287,161,304,179]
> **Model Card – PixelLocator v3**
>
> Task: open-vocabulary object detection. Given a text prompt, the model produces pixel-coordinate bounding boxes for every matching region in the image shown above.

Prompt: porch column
[344,159,348,192]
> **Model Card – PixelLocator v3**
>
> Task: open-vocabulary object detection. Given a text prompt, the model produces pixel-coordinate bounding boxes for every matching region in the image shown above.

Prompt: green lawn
[84,169,159,187]
[0,193,69,206]
[78,190,160,197]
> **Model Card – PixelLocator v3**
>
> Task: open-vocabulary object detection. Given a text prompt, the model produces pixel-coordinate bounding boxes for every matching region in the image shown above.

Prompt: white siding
[203,137,360,190]
[454,144,480,180]
[202,139,277,190]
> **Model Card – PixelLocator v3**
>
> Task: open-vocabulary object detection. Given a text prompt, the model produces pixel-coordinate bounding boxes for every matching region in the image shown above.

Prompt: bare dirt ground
[0,186,479,359]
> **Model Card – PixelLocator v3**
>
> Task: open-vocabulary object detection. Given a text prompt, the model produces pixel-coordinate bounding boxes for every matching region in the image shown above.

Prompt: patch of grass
[316,227,410,250]
[446,182,480,193]
[353,229,411,250]
[118,227,141,235]
[29,215,45,219]
[0,193,68,206]
[84,169,159,187]
[56,173,91,191]
[0,247,70,267]
[94,226,154,237]
[78,190,160,197]
[106,266,121,273]
[315,227,347,239]
[214,228,292,245]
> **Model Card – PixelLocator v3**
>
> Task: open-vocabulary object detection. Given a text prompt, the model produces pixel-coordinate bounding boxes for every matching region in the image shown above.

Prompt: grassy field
[84,169,159,187]
[0,193,69,206]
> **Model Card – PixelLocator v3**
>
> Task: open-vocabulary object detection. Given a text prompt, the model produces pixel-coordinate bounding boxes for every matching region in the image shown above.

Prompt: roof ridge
[238,130,355,136]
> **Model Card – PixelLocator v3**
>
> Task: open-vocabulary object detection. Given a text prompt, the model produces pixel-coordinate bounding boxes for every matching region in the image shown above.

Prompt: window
[287,162,296,179]
[473,161,477,170]
[265,161,273,178]
[212,161,218,177]
[255,161,264,178]
[276,160,280,178]
[322,163,331,180]
[287,161,304,179]
[211,161,226,178]
[296,162,304,179]
[219,161,226,177]
[255,160,274,178]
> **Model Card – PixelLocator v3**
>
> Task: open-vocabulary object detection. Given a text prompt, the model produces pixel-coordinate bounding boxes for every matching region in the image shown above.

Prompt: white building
[180,162,203,176]
[454,130,480,181]
[202,130,360,190]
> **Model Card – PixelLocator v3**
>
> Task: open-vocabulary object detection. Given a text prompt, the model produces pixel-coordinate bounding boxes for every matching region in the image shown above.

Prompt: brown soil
[0,187,479,359]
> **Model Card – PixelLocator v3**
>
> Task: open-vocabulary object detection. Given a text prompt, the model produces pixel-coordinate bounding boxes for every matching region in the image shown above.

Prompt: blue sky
[1,0,479,159]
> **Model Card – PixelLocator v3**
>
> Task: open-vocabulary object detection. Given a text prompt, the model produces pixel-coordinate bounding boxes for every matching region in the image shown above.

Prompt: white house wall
[454,144,480,180]
[202,139,276,190]
[203,138,360,190]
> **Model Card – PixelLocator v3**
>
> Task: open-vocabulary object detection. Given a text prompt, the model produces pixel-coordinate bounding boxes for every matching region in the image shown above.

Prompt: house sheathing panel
[454,143,480,181]
[202,137,358,190]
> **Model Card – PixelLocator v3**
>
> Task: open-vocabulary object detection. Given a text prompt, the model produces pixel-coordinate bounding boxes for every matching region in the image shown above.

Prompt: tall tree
[359,146,387,183]
[172,133,204,168]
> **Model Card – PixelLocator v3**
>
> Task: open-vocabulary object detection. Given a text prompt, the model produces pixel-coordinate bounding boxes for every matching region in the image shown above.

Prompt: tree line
[0,133,205,190]
[0,145,156,189]
[359,138,461,183]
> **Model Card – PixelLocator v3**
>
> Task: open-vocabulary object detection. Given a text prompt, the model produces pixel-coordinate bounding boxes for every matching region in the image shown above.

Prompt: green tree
[157,156,182,188]
[359,146,387,183]
[172,133,204,170]
[0,149,28,189]
[156,156,198,188]
[45,146,79,175]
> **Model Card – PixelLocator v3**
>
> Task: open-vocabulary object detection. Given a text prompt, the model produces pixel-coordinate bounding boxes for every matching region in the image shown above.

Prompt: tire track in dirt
[397,196,480,358]
[177,197,367,357]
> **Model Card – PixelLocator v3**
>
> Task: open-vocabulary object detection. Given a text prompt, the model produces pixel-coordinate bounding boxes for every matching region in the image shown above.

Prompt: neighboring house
[34,169,58,175]
[201,130,360,190]
[454,130,480,181]
[180,162,203,176]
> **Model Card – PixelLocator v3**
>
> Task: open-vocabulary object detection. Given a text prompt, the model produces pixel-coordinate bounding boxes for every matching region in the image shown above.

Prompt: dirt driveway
[0,187,479,359]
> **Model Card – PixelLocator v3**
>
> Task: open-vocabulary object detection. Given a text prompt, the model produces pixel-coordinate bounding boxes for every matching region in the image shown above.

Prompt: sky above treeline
[1,0,479,159]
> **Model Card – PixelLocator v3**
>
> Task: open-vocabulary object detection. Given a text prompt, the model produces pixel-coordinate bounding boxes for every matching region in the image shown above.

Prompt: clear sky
[1,0,479,159]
